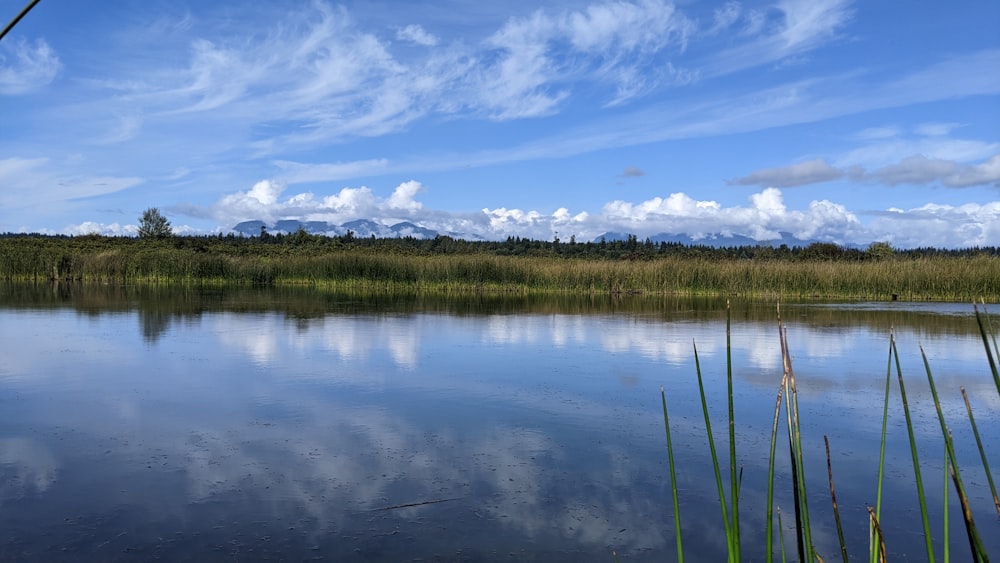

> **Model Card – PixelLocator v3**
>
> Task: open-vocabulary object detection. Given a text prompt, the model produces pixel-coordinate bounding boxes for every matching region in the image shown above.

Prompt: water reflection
[0,283,997,560]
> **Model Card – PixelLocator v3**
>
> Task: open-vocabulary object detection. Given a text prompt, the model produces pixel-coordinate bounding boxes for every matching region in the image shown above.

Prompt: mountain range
[232,219,843,248]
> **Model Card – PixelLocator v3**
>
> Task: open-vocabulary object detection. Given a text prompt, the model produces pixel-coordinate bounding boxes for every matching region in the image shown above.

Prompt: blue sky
[1,0,998,247]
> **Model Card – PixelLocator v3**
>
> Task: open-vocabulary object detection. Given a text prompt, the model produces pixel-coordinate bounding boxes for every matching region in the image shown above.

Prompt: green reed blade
[766,374,787,563]
[978,300,1000,360]
[919,347,989,561]
[825,436,849,563]
[726,301,741,561]
[661,386,685,563]
[781,325,814,562]
[891,335,936,562]
[961,387,1000,517]
[693,341,735,562]
[781,333,805,563]
[778,507,788,563]
[870,333,893,563]
[944,443,950,563]
[973,301,1000,397]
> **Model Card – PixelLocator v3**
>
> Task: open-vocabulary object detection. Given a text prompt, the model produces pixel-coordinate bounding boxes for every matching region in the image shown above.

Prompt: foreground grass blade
[870,333,894,563]
[973,301,1000,397]
[660,386,685,562]
[766,374,787,563]
[825,436,849,563]
[951,462,985,562]
[961,387,1000,517]
[944,444,950,563]
[891,335,936,562]
[778,507,788,563]
[725,301,741,561]
[780,324,814,562]
[920,347,989,561]
[693,341,736,562]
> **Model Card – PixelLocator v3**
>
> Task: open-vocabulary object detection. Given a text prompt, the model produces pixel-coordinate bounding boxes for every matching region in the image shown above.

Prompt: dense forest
[3,230,998,260]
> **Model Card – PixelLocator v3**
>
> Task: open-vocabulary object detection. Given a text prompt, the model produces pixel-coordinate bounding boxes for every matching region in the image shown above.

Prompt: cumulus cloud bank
[115,179,989,249]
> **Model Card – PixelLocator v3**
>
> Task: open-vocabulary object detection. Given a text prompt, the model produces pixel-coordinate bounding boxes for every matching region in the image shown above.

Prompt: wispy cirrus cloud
[700,0,853,78]
[272,158,390,184]
[0,37,61,95]
[73,0,857,156]
[0,157,143,210]
[395,24,439,47]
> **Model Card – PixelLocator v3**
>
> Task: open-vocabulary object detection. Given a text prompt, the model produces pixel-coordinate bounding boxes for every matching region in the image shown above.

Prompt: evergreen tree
[137,208,172,239]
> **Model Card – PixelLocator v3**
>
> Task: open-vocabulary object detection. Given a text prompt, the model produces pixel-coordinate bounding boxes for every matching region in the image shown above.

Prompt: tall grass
[1,237,999,300]
[659,304,999,561]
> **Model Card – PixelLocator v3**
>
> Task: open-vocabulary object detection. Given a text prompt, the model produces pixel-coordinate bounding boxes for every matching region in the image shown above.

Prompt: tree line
[1,228,998,262]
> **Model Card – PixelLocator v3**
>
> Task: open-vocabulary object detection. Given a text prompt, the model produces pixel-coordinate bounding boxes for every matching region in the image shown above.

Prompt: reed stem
[766,374,786,563]
[825,435,849,563]
[870,334,893,563]
[891,335,936,562]
[693,341,736,562]
[960,387,1000,517]
[920,347,988,561]
[726,301,741,561]
[660,386,685,562]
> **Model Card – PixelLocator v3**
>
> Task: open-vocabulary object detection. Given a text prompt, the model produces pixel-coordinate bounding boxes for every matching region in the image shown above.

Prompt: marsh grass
[2,237,999,300]
[658,303,999,562]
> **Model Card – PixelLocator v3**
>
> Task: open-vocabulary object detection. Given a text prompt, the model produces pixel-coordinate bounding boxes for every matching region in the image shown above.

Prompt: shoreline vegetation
[1,233,998,301]
[656,303,999,562]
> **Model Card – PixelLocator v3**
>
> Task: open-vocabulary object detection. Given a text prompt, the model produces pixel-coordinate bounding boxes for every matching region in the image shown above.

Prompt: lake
[1,284,997,561]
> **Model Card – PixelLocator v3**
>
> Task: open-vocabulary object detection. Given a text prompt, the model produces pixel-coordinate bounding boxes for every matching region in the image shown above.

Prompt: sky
[1,0,998,248]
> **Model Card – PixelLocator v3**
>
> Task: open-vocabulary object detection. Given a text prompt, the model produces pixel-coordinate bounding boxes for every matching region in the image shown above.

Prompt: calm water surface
[1,285,997,561]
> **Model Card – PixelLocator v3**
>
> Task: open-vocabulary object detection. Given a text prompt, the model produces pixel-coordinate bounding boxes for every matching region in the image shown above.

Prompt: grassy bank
[1,235,998,301]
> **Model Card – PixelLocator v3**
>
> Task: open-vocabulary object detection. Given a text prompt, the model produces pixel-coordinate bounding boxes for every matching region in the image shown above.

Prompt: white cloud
[211,179,432,228]
[477,0,696,117]
[247,179,284,205]
[708,2,742,35]
[396,24,439,47]
[868,202,1000,248]
[63,222,137,237]
[701,0,852,77]
[385,180,423,212]
[0,38,61,95]
[46,171,998,249]
[777,0,853,50]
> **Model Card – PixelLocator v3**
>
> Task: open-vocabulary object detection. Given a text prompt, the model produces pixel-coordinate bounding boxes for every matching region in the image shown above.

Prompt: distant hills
[591,231,848,248]
[233,219,444,239]
[232,219,846,248]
